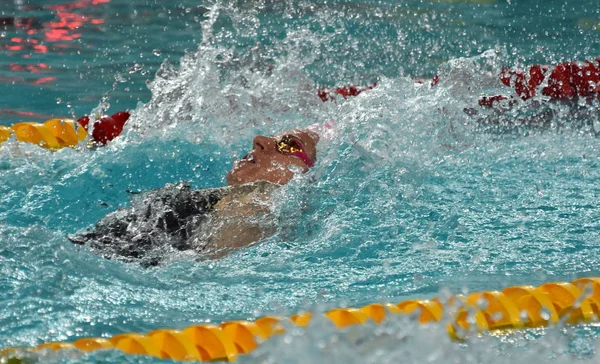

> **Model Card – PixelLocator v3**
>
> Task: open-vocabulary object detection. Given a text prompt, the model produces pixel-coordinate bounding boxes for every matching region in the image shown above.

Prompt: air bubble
[477,298,489,310]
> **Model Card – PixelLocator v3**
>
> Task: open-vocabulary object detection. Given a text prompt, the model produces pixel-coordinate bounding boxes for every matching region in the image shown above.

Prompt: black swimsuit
[68,182,225,267]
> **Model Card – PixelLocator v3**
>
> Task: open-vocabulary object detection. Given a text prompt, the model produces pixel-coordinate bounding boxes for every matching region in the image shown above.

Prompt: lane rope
[0,111,129,149]
[3,277,600,362]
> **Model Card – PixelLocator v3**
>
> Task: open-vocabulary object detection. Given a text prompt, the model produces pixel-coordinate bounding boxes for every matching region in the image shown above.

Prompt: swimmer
[68,129,319,267]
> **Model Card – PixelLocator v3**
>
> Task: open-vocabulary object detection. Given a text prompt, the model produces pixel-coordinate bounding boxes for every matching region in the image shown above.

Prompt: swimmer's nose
[253,135,276,153]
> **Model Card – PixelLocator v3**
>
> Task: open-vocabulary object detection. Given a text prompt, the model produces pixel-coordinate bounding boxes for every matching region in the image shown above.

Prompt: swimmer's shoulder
[216,180,281,202]
[212,180,281,216]
[228,180,281,193]
[104,180,279,220]
[131,179,279,197]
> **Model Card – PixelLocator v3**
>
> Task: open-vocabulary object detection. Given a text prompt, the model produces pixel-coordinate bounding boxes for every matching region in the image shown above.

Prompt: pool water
[2,0,600,362]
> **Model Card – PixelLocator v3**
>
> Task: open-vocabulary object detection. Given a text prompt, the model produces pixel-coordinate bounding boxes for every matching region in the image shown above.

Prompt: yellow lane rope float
[0,119,87,149]
[3,277,600,362]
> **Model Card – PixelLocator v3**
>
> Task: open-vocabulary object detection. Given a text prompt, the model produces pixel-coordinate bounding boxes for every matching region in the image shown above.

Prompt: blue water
[2,0,600,362]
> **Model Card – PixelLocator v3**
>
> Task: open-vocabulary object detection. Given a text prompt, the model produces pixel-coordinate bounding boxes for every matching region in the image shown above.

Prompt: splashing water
[2,0,600,362]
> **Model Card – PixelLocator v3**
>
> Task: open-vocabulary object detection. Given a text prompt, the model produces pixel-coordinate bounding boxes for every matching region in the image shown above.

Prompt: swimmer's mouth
[241,153,256,164]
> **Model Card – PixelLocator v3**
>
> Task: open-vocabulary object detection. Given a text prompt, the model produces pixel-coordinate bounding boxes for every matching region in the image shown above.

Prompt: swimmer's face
[227,129,319,185]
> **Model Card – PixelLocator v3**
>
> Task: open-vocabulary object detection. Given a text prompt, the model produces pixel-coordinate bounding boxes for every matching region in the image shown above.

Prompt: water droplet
[540,308,551,320]
[115,73,127,83]
[128,63,143,74]
[491,312,503,321]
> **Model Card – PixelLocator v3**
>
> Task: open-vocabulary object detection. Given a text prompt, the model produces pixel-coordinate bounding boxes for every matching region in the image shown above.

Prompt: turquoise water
[2,0,600,362]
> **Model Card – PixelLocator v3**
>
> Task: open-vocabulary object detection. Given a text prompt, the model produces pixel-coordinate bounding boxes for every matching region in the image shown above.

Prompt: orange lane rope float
[3,277,600,362]
[0,111,130,149]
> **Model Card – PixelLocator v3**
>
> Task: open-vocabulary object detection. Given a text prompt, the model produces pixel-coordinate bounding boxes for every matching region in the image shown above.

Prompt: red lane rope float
[3,277,600,362]
[0,111,130,149]
[479,58,600,107]
[317,82,377,102]
[76,111,129,146]
[318,59,600,109]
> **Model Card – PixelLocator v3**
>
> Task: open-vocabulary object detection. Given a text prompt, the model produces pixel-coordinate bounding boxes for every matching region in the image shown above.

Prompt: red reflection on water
[5,44,23,51]
[1,0,111,55]
[0,0,111,86]
[46,0,110,11]
[33,45,49,53]
[42,10,98,43]
[6,62,56,85]
[30,77,57,85]
[0,109,55,120]
[8,63,49,73]
[45,28,82,42]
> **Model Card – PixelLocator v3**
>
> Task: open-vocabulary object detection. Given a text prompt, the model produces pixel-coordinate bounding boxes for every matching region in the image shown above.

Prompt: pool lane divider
[0,119,87,149]
[3,277,600,362]
[0,111,129,149]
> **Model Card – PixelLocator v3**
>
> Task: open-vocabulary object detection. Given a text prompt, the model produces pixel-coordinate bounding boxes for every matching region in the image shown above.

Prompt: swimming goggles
[276,135,315,167]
